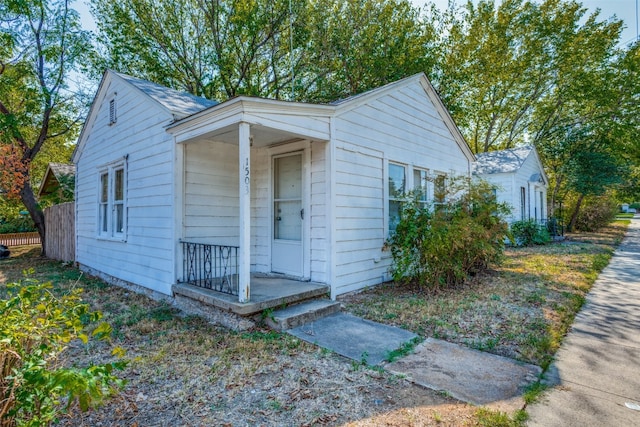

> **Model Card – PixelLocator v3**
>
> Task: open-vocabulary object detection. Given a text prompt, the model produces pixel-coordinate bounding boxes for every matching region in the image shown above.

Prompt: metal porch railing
[180,241,239,295]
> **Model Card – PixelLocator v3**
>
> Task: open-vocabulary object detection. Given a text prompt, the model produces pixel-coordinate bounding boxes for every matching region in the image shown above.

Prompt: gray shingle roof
[473,146,533,174]
[115,72,217,118]
[49,162,75,179]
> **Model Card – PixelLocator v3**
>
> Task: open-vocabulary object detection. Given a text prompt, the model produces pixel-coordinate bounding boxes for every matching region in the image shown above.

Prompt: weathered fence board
[0,232,41,247]
[44,202,75,262]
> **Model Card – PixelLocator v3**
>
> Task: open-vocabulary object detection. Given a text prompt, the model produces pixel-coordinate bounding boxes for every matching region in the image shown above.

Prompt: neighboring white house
[473,146,548,224]
[74,70,474,302]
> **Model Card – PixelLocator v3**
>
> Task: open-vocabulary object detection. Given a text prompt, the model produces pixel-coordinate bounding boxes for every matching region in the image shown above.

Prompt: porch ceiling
[198,123,307,148]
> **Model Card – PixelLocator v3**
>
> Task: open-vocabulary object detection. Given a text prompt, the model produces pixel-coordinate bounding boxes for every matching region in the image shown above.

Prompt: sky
[416,0,639,45]
[76,0,639,46]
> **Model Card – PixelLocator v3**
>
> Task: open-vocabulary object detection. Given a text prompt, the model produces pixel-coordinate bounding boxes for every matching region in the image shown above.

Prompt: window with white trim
[388,163,406,233]
[98,161,126,239]
[413,168,429,208]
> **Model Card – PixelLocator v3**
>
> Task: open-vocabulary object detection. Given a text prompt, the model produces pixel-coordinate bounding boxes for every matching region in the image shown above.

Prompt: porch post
[238,122,251,302]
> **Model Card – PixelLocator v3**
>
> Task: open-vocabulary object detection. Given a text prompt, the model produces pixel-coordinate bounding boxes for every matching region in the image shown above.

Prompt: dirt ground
[3,224,626,427]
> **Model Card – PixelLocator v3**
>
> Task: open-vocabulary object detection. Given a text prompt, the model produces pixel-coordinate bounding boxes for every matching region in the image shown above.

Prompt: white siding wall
[479,155,548,224]
[183,141,239,246]
[182,140,328,279]
[310,141,328,282]
[76,78,175,295]
[482,172,517,220]
[331,84,471,296]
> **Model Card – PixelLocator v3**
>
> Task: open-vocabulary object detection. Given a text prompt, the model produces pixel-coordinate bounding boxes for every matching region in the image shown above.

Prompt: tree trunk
[20,180,46,256]
[567,193,584,233]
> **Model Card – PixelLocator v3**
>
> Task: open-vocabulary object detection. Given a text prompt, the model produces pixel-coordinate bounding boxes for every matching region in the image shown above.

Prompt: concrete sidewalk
[527,219,640,426]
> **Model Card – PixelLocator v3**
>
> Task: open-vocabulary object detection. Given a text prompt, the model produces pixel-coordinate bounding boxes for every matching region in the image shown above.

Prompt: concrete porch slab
[173,275,329,316]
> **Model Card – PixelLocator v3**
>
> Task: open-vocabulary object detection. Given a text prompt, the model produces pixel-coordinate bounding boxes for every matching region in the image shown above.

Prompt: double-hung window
[388,163,406,233]
[413,168,429,208]
[98,161,126,239]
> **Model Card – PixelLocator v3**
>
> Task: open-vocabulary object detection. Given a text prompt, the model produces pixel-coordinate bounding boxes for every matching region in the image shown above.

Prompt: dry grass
[1,246,479,426]
[0,221,627,426]
[342,221,628,370]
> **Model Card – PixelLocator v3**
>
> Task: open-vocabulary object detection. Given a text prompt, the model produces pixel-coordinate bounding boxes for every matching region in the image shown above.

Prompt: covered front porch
[168,97,333,304]
[174,273,329,316]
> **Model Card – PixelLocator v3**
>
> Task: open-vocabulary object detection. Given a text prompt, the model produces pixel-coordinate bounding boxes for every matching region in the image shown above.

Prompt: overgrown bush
[0,273,126,426]
[510,219,551,246]
[574,196,618,232]
[387,178,511,291]
[0,216,36,234]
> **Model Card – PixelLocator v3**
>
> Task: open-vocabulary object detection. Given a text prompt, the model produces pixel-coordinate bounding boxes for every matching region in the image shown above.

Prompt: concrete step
[266,299,342,331]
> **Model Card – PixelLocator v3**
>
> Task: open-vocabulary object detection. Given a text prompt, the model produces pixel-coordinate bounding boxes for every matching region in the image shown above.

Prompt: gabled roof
[473,146,534,174]
[114,71,217,119]
[73,70,217,163]
[170,72,475,163]
[37,162,76,198]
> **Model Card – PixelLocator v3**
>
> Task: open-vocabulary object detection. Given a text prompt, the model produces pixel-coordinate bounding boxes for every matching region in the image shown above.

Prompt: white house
[74,70,474,307]
[473,146,548,224]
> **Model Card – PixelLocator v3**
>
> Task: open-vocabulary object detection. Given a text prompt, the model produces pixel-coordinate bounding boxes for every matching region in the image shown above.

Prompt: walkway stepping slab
[287,312,418,366]
[385,338,541,412]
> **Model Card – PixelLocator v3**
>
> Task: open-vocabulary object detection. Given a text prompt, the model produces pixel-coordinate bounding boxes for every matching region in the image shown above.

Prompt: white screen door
[272,153,303,276]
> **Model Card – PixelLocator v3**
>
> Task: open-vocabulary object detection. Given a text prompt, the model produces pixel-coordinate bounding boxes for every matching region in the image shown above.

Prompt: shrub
[574,196,618,232]
[0,273,126,426]
[510,219,551,246]
[387,178,511,291]
[0,216,36,234]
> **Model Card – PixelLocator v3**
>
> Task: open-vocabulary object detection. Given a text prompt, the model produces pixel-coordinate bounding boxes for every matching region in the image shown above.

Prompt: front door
[272,152,303,276]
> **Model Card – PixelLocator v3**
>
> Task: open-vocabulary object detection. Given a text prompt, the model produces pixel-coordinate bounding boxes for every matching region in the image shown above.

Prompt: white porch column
[238,122,251,302]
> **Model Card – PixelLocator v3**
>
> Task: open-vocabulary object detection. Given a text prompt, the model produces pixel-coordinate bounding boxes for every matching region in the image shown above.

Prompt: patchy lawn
[0,221,627,426]
[1,246,479,426]
[342,221,628,370]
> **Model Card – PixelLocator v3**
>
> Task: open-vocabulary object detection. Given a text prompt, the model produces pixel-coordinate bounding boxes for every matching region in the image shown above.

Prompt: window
[520,187,526,220]
[413,168,428,207]
[98,162,126,239]
[388,163,406,233]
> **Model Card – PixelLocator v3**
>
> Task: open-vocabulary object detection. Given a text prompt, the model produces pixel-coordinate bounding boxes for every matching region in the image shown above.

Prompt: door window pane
[274,155,301,199]
[274,201,302,240]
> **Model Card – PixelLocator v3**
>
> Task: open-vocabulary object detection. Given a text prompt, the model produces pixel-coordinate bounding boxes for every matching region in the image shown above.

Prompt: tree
[90,0,431,102]
[431,0,625,153]
[91,0,305,100]
[301,0,434,102]
[0,0,92,253]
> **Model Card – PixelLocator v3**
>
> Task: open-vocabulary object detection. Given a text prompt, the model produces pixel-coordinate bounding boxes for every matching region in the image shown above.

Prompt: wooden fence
[0,232,41,247]
[44,202,75,262]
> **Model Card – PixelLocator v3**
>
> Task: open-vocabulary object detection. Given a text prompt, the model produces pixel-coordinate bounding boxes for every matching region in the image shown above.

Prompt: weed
[261,307,276,323]
[523,381,547,404]
[476,408,524,426]
[385,337,421,362]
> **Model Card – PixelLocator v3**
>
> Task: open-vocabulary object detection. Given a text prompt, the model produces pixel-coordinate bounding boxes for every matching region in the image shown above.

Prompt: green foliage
[510,219,551,246]
[1,0,93,245]
[387,178,511,291]
[90,0,432,102]
[0,215,36,233]
[0,273,126,426]
[385,337,421,363]
[573,195,618,232]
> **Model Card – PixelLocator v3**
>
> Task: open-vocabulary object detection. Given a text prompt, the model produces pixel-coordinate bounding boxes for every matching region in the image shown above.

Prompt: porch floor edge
[172,279,330,316]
